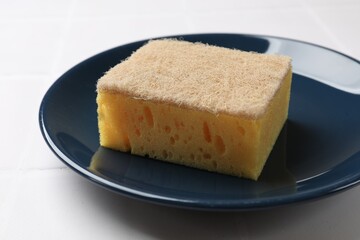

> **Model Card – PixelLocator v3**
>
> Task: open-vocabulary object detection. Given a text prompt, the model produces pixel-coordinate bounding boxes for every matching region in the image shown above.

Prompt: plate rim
[39,33,360,210]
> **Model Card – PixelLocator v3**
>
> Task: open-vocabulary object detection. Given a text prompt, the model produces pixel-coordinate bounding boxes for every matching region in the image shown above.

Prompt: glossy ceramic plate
[39,34,360,210]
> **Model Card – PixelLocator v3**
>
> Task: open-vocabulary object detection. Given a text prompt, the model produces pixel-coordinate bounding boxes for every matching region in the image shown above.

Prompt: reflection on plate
[39,34,360,210]
[89,124,295,200]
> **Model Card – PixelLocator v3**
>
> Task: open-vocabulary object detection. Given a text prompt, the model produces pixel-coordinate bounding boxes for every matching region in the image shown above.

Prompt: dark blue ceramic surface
[39,34,360,210]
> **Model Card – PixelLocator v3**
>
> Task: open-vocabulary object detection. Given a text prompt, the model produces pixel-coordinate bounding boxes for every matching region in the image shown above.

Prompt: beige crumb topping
[97,39,291,118]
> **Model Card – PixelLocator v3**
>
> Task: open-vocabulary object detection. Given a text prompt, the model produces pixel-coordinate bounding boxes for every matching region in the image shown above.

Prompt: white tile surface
[187,7,341,51]
[0,171,16,208]
[1,169,360,240]
[243,188,360,239]
[0,19,66,75]
[74,0,186,17]
[0,0,74,19]
[1,0,360,239]
[55,15,190,76]
[184,0,302,13]
[302,0,359,6]
[0,77,49,169]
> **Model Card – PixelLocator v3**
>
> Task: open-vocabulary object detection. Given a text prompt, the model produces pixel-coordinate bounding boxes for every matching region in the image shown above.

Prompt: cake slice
[96,39,292,180]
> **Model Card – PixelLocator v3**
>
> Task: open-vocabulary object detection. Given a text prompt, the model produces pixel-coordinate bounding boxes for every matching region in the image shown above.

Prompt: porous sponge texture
[96,39,292,180]
[97,70,291,180]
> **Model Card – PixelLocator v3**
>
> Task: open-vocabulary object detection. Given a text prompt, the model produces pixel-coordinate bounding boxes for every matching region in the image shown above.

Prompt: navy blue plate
[39,34,360,210]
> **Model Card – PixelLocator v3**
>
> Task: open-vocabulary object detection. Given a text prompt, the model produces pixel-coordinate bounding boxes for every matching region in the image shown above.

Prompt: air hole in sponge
[138,115,144,122]
[238,126,245,136]
[203,121,212,143]
[174,120,181,129]
[212,160,218,169]
[215,135,226,154]
[164,126,171,133]
[135,128,141,137]
[170,137,175,145]
[143,107,154,127]
[162,150,168,159]
[203,153,211,159]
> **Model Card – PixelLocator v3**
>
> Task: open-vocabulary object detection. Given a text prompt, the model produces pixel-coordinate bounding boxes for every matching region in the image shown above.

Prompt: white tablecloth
[1,0,360,239]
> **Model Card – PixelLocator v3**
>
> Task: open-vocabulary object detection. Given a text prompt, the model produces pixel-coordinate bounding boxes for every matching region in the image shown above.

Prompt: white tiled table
[1,1,360,239]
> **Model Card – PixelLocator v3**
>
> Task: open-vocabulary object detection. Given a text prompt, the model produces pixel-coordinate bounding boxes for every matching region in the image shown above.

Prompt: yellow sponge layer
[97,70,291,180]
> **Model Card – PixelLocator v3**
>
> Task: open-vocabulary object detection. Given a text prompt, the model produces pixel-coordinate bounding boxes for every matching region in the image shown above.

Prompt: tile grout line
[50,0,78,76]
[0,128,36,234]
[0,141,70,236]
[0,127,48,234]
[0,1,78,235]
[19,116,71,173]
